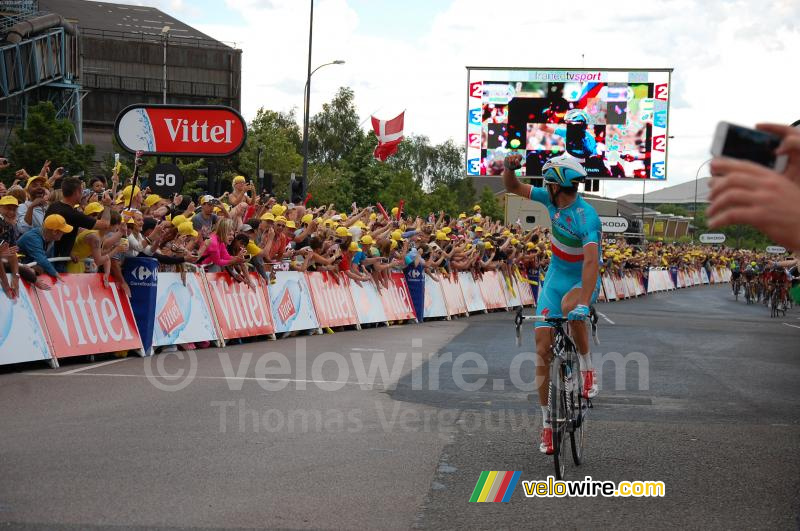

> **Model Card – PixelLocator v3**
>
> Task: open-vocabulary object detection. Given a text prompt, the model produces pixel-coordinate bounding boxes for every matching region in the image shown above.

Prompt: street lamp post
[693,158,712,240]
[161,25,170,104]
[256,144,264,192]
[301,59,345,195]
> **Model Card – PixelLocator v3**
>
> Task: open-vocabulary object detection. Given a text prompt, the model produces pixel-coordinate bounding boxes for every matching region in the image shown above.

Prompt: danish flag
[371,111,405,161]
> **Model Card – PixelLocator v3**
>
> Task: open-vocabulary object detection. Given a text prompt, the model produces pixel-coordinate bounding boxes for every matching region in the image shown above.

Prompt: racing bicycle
[515,307,598,479]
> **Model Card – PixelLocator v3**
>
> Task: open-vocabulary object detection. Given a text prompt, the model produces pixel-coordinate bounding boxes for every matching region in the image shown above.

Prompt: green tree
[3,101,94,182]
[477,186,503,221]
[308,87,364,166]
[654,203,689,217]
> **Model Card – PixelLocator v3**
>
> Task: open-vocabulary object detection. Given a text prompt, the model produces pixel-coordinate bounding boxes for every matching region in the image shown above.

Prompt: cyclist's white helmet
[564,108,591,124]
[542,155,587,187]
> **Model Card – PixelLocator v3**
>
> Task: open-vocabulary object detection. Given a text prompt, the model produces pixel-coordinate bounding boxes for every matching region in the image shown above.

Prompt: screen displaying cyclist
[502,152,601,455]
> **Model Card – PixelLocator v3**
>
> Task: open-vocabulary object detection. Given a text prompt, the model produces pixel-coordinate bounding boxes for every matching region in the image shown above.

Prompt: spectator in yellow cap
[17,174,49,234]
[116,185,142,209]
[229,175,255,207]
[193,194,221,235]
[17,214,73,280]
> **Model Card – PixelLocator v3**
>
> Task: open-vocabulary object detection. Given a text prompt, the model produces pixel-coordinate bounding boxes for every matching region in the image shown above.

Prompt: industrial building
[1,0,241,161]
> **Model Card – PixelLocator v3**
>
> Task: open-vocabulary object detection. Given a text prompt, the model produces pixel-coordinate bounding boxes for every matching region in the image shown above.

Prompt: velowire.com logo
[469,471,521,503]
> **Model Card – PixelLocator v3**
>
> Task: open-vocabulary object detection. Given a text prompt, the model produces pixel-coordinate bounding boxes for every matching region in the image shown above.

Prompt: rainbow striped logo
[469,471,521,503]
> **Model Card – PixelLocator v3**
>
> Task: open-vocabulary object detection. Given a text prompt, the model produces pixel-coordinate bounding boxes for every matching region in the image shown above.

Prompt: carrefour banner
[153,272,219,347]
[0,279,52,366]
[268,272,319,334]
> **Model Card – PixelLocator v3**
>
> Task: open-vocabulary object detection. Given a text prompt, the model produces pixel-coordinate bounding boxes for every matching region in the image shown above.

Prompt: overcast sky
[103,0,799,198]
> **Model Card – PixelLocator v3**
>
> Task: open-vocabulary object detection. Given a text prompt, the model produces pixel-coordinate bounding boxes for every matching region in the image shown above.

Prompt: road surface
[1,284,798,529]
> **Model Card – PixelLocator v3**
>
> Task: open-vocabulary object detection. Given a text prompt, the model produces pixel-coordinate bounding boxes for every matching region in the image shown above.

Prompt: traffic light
[264,172,274,196]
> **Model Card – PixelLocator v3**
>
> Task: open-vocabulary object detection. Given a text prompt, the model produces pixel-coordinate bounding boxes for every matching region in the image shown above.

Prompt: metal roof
[38,0,234,48]
[619,177,711,205]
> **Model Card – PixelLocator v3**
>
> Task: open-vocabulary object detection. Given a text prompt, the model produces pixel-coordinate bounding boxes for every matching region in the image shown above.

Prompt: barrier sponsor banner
[153,272,219,347]
[478,271,507,310]
[603,274,617,300]
[423,274,449,319]
[306,272,359,328]
[123,257,159,354]
[701,268,710,284]
[404,265,425,322]
[502,273,522,308]
[459,271,487,313]
[0,279,52,365]
[206,272,275,339]
[36,274,142,358]
[516,276,535,307]
[439,273,468,316]
[348,278,389,325]
[380,272,416,321]
[612,275,626,299]
[268,272,318,334]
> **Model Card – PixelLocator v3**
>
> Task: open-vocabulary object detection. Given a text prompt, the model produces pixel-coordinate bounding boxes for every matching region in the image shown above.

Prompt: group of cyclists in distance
[730,253,800,316]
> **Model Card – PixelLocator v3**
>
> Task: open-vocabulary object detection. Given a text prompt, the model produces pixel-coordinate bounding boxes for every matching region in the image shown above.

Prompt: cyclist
[743,261,758,300]
[730,257,742,296]
[502,152,601,455]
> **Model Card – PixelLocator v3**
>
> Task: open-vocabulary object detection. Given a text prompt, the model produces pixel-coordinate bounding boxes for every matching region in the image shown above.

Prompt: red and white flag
[371,111,404,161]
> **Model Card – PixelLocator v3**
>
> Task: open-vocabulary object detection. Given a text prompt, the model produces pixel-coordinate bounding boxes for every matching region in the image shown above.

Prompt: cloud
[107,0,800,197]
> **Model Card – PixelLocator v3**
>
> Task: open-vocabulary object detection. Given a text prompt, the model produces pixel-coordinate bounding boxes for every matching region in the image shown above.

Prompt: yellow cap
[355,220,367,229]
[301,214,313,225]
[511,238,520,245]
[391,207,399,215]
[177,221,198,237]
[232,175,246,184]
[369,213,377,221]
[473,204,481,211]
[361,235,375,245]
[390,229,403,241]
[335,226,350,238]
[144,194,163,208]
[436,231,448,241]
[526,242,535,250]
[171,214,188,227]
[474,227,484,233]
[116,185,141,204]
[502,230,511,236]
[473,215,482,222]
[0,195,19,206]
[348,241,361,252]
[442,227,452,234]
[275,216,287,224]
[271,204,286,216]
[25,175,47,189]
[285,220,297,229]
[458,213,467,219]
[260,212,275,221]
[43,214,73,233]
[390,240,398,251]
[484,241,494,250]
[84,202,104,215]
[339,213,348,221]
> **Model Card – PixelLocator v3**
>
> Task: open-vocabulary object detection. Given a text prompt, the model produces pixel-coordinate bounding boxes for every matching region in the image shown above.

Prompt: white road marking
[596,311,615,325]
[59,358,131,374]
[23,371,373,387]
[350,348,385,352]
[782,323,800,330]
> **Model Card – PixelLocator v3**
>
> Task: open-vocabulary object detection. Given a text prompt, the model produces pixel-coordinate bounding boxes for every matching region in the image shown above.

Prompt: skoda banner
[600,216,629,233]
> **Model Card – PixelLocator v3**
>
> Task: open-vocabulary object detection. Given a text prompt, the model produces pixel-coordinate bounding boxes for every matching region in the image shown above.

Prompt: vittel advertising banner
[115,104,247,157]
[268,272,319,334]
[153,272,219,347]
[205,272,274,340]
[0,278,52,365]
[36,275,142,358]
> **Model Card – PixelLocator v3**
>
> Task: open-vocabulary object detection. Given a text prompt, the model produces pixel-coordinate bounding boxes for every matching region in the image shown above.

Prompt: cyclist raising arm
[502,153,601,455]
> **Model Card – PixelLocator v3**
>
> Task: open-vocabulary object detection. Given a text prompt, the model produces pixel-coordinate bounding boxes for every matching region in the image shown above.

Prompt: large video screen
[466,68,671,179]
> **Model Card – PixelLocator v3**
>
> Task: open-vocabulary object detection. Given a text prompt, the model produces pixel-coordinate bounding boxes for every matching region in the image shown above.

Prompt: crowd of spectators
[0,157,794,308]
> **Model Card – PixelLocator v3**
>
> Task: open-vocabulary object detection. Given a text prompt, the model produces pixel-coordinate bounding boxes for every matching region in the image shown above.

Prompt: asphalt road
[1,284,798,530]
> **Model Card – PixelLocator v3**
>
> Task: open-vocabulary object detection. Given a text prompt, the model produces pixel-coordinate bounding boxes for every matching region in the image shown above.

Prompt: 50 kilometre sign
[114,104,247,157]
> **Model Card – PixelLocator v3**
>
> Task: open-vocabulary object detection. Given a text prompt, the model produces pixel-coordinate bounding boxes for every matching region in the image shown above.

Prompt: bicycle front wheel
[571,360,585,466]
[549,360,567,480]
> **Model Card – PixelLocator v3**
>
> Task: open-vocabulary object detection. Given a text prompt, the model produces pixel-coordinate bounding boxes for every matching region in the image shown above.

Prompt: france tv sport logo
[469,471,521,503]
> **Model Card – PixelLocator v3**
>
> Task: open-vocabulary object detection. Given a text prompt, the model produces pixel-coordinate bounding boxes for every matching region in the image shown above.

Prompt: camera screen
[722,124,780,168]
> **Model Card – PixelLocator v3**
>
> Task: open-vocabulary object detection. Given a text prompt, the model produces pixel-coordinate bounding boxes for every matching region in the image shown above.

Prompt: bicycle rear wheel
[549,360,567,480]
[570,357,585,465]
